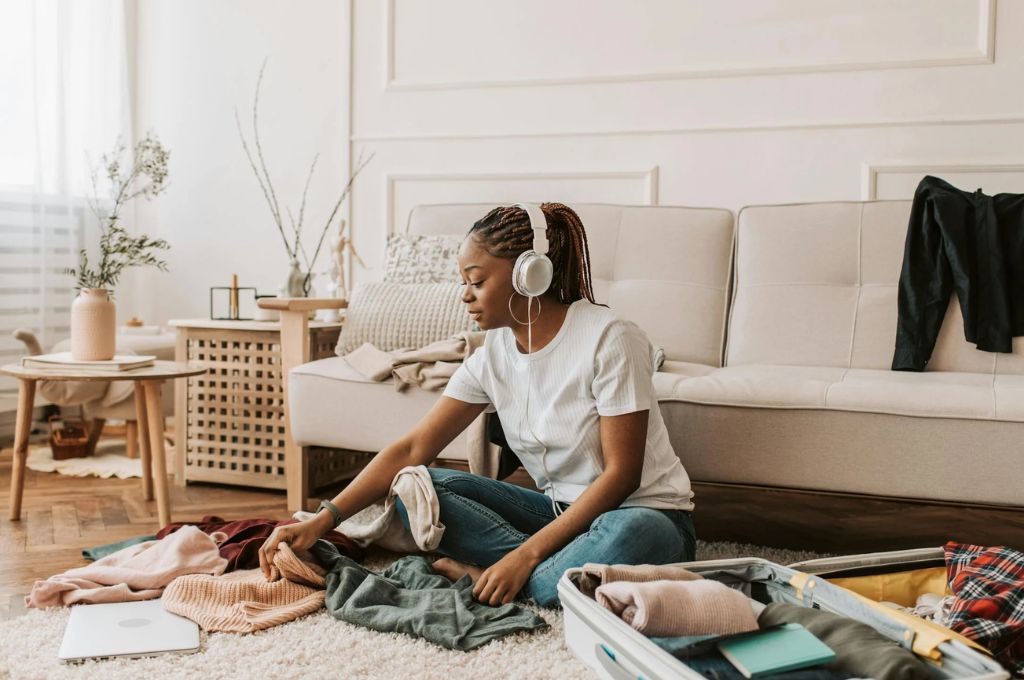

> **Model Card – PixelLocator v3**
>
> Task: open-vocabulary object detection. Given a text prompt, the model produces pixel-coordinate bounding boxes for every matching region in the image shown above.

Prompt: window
[0,0,129,411]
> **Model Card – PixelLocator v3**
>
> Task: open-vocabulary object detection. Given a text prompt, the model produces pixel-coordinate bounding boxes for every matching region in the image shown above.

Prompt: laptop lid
[58,599,199,662]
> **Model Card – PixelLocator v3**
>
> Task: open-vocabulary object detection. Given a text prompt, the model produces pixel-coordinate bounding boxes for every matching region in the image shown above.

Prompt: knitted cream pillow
[336,281,472,355]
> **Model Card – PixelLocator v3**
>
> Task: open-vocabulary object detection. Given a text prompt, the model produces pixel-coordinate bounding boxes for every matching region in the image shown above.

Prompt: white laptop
[58,599,200,662]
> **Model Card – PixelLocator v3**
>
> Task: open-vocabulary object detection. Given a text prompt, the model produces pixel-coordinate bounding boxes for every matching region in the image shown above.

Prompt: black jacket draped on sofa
[892,175,1024,371]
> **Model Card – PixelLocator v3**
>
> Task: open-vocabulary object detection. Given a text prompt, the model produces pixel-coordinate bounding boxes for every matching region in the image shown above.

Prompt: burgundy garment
[157,515,363,572]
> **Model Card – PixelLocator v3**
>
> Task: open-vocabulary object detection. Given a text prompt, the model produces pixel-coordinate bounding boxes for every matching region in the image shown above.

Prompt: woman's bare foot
[432,557,484,583]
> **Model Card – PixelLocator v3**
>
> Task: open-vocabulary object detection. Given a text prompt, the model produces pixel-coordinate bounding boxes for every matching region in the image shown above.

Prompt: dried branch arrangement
[235,60,373,294]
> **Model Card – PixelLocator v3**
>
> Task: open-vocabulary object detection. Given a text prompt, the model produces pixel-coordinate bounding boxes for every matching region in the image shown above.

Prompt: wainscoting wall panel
[130,1,1024,322]
[346,0,1024,288]
[865,163,1024,200]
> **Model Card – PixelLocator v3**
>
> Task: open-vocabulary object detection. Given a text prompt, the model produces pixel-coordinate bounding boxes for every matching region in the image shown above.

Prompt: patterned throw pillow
[383,234,463,284]
[335,281,472,355]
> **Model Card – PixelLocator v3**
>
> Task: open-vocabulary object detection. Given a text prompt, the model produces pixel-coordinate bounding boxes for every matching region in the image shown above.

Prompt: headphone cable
[520,295,562,518]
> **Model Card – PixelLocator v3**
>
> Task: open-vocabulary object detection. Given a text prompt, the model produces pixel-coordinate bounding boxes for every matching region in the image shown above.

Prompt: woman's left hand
[472,549,539,606]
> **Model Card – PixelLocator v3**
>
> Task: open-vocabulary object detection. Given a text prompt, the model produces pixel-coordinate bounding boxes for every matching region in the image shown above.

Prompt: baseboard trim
[429,463,1024,552]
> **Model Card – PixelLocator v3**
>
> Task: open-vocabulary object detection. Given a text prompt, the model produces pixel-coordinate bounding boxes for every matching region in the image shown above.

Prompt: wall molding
[384,168,659,233]
[383,0,995,92]
[352,112,1024,143]
[861,162,1024,200]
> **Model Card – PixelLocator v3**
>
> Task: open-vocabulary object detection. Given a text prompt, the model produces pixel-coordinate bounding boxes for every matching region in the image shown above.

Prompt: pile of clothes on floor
[580,541,1024,679]
[26,515,547,652]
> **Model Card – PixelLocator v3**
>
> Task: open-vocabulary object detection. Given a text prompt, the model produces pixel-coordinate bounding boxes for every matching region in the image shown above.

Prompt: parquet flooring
[0,437,292,622]
[7,433,1021,623]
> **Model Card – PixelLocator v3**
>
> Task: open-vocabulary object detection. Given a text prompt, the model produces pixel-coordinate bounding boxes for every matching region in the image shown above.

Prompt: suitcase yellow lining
[826,566,950,607]
[789,570,988,660]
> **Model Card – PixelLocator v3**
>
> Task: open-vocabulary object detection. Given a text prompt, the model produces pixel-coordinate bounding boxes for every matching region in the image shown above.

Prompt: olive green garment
[82,534,157,561]
[311,541,548,651]
[758,602,931,680]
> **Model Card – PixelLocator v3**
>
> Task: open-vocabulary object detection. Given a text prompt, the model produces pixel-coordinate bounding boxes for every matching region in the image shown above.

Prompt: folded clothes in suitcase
[558,555,1009,680]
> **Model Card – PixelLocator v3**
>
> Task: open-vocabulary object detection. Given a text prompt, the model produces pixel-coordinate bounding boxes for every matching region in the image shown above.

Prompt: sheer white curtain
[0,0,131,409]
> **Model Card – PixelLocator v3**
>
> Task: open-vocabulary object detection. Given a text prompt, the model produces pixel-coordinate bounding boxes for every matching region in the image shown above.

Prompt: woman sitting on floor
[259,202,696,607]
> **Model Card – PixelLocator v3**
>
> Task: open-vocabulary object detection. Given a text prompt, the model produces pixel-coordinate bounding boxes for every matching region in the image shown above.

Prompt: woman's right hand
[258,513,332,579]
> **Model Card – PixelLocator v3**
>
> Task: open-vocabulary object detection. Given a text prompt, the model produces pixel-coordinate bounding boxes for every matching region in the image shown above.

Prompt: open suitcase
[558,553,1009,680]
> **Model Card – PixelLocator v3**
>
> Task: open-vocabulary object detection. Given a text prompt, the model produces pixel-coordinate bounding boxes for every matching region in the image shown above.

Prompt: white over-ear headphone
[512,203,553,298]
[510,203,565,517]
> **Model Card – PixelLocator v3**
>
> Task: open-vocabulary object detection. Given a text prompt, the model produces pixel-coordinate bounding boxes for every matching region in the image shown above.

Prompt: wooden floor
[4,438,1023,623]
[0,439,293,622]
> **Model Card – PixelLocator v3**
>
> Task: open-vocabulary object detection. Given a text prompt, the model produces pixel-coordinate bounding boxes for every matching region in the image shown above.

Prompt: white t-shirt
[443,300,694,511]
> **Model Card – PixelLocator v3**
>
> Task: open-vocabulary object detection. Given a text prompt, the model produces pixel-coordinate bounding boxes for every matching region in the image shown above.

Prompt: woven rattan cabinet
[170,319,363,491]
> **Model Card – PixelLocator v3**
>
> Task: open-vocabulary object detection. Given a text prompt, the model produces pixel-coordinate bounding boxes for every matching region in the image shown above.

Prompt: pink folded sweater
[27,525,227,608]
[595,579,758,637]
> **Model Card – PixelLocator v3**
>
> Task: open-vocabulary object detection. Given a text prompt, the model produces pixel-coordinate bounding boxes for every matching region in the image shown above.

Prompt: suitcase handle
[595,643,644,680]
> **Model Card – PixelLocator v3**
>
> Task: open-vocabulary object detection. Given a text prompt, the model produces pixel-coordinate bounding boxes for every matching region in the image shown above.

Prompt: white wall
[132,0,1024,321]
[130,0,349,324]
[348,0,1024,286]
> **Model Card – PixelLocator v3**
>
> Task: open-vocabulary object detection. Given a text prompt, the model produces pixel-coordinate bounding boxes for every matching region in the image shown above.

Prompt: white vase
[314,271,342,323]
[70,288,116,361]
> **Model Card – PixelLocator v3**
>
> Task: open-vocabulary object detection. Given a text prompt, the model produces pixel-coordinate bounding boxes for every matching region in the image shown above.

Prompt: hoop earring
[508,293,541,325]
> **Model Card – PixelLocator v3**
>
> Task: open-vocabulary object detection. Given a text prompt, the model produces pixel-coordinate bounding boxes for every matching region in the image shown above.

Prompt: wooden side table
[169,317,344,500]
[2,361,205,528]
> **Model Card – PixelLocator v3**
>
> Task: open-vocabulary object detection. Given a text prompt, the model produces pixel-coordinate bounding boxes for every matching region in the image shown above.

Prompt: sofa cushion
[726,201,1024,375]
[288,356,470,459]
[652,361,717,399]
[659,401,1023,505]
[383,233,462,283]
[405,204,735,368]
[667,364,1024,422]
[335,281,473,356]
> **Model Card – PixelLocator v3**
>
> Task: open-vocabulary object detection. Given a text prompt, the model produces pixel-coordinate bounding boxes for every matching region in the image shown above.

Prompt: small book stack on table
[21,352,156,372]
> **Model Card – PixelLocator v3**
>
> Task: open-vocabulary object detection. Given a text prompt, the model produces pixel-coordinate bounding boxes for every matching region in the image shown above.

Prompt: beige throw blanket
[343,332,502,478]
[343,331,486,393]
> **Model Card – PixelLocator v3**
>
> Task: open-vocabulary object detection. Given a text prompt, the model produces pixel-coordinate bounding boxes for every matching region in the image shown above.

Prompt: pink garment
[595,579,758,637]
[27,525,227,608]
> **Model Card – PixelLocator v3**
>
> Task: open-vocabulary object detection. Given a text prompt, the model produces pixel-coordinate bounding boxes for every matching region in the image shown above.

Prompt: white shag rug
[0,541,829,680]
[25,440,142,479]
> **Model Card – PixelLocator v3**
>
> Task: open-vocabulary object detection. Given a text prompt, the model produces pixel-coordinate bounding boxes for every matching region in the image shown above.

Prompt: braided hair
[467,203,599,304]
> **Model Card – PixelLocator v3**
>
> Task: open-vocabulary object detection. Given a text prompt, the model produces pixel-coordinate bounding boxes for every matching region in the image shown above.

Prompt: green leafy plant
[68,132,172,291]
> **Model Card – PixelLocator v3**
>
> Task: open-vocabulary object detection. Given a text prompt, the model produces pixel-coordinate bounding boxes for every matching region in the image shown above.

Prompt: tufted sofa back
[726,201,1024,374]
[405,203,736,367]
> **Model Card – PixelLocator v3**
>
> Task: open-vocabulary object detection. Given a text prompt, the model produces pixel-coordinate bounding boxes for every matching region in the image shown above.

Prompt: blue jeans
[394,467,696,607]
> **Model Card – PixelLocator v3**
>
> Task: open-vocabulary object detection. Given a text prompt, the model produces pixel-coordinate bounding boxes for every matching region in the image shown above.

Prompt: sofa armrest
[259,297,347,511]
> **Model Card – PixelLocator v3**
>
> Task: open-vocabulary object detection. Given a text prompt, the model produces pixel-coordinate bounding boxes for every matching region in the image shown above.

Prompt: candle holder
[209,286,257,320]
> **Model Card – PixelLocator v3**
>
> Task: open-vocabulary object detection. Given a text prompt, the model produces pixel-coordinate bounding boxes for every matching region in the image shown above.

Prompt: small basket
[48,415,92,460]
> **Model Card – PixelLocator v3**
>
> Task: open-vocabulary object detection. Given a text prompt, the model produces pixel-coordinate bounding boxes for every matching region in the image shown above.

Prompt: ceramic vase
[285,258,307,298]
[70,288,116,361]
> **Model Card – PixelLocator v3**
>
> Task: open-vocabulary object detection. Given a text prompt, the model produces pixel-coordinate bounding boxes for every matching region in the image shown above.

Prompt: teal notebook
[716,623,835,678]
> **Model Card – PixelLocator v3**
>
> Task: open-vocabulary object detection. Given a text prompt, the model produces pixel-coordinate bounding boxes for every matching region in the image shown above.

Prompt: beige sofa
[279,201,1024,542]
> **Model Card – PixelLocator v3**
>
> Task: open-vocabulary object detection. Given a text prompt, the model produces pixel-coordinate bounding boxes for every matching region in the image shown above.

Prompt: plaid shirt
[945,541,1024,674]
